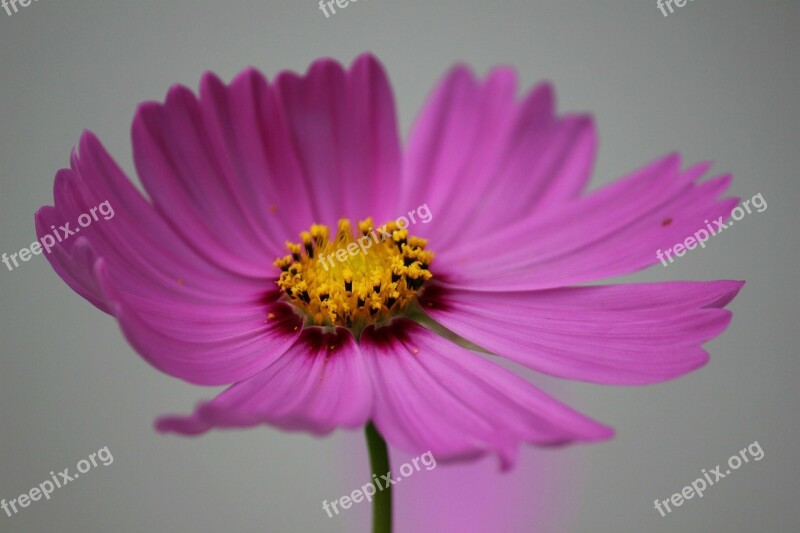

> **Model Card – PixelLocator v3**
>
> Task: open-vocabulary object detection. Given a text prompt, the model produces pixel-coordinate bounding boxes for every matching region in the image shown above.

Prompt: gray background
[1,0,798,531]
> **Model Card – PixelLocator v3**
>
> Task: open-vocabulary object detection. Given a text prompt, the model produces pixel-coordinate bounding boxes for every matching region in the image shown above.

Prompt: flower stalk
[365,421,392,533]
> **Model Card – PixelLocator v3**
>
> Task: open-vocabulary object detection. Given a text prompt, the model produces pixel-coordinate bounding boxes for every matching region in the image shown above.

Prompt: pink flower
[36,54,742,469]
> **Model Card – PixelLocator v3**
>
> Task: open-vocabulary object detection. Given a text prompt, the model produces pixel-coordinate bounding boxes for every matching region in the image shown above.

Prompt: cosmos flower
[36,53,742,470]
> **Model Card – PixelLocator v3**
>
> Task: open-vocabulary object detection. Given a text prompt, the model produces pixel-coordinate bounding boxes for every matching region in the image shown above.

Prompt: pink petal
[421,280,744,384]
[131,55,402,272]
[436,156,738,290]
[156,327,372,435]
[35,133,300,386]
[360,319,613,470]
[36,133,267,307]
[132,86,281,275]
[275,54,402,226]
[400,66,596,251]
[198,68,317,250]
[93,259,303,386]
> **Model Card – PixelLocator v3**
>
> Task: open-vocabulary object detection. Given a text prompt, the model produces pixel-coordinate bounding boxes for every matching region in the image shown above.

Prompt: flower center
[274,217,434,332]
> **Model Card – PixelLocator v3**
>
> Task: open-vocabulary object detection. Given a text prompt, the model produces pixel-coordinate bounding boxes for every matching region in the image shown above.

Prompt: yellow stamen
[274,217,434,332]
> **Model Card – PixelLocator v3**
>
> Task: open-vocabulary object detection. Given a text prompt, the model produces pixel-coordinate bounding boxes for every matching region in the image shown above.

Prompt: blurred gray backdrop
[1,0,798,531]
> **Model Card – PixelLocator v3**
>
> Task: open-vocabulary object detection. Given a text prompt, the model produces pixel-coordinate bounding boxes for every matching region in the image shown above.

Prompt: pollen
[274,218,434,331]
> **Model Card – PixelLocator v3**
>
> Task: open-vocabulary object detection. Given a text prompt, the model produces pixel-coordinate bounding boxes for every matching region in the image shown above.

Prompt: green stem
[365,421,392,533]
